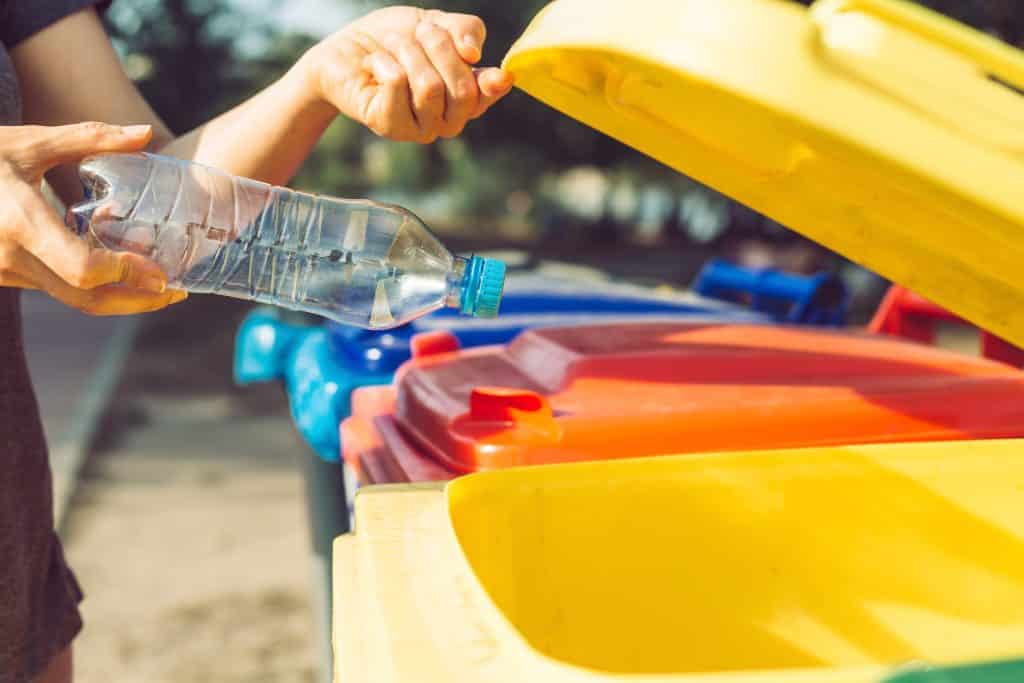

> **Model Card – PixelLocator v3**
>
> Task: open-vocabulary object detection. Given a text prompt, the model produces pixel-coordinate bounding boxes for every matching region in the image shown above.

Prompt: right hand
[301,7,514,144]
[0,122,186,315]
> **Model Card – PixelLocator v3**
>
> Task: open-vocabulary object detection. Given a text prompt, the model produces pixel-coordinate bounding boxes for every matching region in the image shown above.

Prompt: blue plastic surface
[694,258,849,326]
[235,275,770,462]
[234,310,308,385]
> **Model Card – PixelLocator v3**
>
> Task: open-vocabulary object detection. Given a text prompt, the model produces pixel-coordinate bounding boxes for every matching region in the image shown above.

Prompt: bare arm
[12,6,511,205]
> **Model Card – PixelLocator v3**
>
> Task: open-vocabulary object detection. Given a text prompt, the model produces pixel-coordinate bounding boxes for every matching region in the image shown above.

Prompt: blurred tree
[105,0,263,133]
[105,0,1024,236]
[105,1,376,197]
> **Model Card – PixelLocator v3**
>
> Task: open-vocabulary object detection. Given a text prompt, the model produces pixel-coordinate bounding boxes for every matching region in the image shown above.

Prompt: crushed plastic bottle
[65,152,505,329]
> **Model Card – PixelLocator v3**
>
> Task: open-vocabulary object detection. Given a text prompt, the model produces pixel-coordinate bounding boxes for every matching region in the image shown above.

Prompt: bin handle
[810,0,1024,95]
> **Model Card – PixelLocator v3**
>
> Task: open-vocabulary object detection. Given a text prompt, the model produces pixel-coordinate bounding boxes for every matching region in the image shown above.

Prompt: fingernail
[141,275,166,294]
[462,36,481,60]
[122,124,152,136]
[170,290,188,304]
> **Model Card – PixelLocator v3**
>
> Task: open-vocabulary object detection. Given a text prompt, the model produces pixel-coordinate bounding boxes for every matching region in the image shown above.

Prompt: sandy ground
[60,297,318,683]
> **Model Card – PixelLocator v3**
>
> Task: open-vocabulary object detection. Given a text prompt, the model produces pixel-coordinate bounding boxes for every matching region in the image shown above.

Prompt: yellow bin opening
[448,443,1024,676]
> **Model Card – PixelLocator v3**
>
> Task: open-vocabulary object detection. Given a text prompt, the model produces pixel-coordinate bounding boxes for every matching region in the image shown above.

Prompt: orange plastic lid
[342,413,456,486]
[380,323,1024,473]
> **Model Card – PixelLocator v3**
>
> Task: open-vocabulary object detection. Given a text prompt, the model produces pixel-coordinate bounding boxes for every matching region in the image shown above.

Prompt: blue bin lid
[326,279,765,374]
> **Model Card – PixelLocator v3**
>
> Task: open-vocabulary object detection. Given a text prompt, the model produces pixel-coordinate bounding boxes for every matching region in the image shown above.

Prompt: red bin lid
[382,322,1024,473]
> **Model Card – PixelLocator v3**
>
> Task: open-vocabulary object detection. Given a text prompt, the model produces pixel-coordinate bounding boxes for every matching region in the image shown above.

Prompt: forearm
[15,7,340,200]
[17,6,510,205]
[159,62,338,186]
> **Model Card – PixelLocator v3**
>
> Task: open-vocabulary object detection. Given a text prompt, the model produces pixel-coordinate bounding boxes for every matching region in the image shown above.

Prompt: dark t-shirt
[0,2,110,680]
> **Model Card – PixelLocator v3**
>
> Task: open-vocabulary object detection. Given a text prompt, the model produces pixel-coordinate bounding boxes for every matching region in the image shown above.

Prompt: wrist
[282,49,340,124]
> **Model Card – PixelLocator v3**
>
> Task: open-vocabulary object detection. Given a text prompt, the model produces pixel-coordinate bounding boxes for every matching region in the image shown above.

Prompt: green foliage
[104,0,265,133]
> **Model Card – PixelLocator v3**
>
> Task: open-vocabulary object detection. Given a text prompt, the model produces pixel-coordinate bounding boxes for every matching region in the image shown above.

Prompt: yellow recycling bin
[334,439,1024,682]
[503,0,1024,347]
[334,1,1024,680]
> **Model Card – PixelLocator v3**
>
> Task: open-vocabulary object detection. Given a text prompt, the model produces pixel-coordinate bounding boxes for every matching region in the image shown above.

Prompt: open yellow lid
[504,0,1024,346]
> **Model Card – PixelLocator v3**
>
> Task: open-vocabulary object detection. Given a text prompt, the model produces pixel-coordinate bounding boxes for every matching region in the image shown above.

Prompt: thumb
[18,122,153,176]
[470,68,514,119]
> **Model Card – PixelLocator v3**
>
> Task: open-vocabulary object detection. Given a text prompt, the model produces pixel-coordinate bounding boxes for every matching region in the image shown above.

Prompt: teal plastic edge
[460,255,506,318]
[883,659,1024,683]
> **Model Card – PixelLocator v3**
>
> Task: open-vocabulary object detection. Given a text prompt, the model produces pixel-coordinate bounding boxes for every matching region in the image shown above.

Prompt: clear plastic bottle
[65,152,505,329]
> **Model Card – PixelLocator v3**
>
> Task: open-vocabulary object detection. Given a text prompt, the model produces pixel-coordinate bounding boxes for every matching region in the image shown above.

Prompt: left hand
[300,7,514,144]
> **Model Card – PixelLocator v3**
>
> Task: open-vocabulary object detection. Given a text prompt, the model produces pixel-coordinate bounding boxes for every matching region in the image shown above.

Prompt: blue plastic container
[235,273,769,463]
[694,258,849,326]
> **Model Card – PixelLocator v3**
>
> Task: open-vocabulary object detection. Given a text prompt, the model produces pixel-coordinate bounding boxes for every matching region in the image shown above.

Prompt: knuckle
[417,75,445,101]
[396,39,419,60]
[420,29,449,52]
[77,121,110,141]
[452,79,477,103]
[380,64,407,86]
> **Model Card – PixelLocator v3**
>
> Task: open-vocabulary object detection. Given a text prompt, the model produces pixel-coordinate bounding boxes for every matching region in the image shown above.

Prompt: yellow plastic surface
[503,0,1024,347]
[335,440,1024,682]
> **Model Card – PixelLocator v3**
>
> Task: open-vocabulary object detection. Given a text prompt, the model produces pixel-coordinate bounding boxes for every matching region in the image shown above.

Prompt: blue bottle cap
[460,256,506,319]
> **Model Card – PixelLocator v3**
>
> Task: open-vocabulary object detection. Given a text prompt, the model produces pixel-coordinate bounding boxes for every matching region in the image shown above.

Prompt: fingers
[13,183,168,293]
[39,269,187,316]
[415,22,479,138]
[363,51,419,141]
[9,122,152,179]
[0,242,184,315]
[381,33,445,142]
[325,10,508,143]
[55,285,187,317]
[471,67,515,119]
[378,21,489,141]
[423,10,486,64]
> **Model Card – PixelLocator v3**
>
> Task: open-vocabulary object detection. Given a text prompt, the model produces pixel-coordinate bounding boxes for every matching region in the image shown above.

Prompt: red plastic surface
[870,286,1024,368]
[341,386,456,485]
[372,322,1024,474]
[410,330,461,359]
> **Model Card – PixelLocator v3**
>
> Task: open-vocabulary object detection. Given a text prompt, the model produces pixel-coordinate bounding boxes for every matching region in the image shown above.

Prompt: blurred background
[97,0,1024,316]
[31,1,1022,681]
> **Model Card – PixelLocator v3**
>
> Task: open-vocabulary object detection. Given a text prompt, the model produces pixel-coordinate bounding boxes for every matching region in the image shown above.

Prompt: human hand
[300,7,514,143]
[0,122,186,315]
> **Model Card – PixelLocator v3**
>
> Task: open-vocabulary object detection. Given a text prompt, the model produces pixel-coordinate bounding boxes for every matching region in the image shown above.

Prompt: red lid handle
[470,387,552,422]
[410,331,461,358]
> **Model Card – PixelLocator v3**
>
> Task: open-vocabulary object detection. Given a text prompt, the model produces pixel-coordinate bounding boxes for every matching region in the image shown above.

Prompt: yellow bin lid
[503,0,1024,346]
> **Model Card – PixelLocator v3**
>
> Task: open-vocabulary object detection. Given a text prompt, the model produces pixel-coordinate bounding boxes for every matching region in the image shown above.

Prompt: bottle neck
[445,256,470,310]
